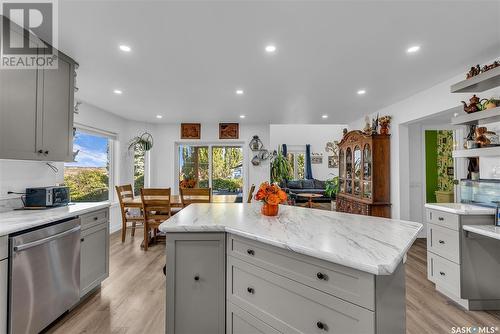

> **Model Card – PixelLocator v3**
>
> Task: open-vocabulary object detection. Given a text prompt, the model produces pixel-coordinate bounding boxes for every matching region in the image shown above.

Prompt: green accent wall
[425,131,438,203]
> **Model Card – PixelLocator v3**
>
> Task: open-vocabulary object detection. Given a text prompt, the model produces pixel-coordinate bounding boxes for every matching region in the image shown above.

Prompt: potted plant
[270,148,292,184]
[325,176,339,211]
[128,132,154,152]
[254,182,288,216]
[379,115,392,135]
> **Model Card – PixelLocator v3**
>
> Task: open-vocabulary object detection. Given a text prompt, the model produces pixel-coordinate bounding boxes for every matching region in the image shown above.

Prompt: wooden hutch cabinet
[336,130,391,218]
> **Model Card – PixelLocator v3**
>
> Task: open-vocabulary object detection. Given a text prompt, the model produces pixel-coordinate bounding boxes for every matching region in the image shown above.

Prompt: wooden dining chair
[116,185,144,243]
[247,184,256,203]
[180,188,212,208]
[141,188,172,251]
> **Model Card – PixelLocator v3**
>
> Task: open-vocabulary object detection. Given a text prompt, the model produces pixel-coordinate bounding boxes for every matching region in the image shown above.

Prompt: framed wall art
[181,123,201,139]
[219,123,239,139]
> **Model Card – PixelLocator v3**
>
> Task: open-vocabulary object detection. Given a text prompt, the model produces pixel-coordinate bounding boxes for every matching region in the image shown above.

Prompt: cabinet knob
[439,271,446,276]
[438,217,444,221]
[38,150,43,154]
[316,272,328,280]
[247,249,255,256]
[194,275,200,281]
[438,240,445,244]
[247,287,255,294]
[94,217,98,221]
[80,238,84,242]
[316,321,327,331]
[44,150,49,155]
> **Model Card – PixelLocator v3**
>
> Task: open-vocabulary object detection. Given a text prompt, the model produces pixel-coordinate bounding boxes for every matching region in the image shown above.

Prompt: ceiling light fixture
[236,89,244,95]
[407,45,420,53]
[265,45,277,53]
[357,89,366,95]
[113,89,123,95]
[240,115,246,119]
[119,44,131,52]
[156,115,163,119]
[322,115,328,119]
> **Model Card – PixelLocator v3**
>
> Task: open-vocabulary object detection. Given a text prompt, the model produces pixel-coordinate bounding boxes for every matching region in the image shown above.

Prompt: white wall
[269,124,346,180]
[149,122,270,200]
[348,56,500,220]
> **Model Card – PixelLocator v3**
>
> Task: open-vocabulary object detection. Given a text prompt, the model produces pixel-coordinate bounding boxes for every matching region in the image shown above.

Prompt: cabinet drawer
[426,209,459,231]
[228,234,374,310]
[228,257,375,334]
[228,303,280,334]
[428,252,460,297]
[0,237,7,261]
[80,222,109,297]
[80,208,108,229]
[427,223,460,263]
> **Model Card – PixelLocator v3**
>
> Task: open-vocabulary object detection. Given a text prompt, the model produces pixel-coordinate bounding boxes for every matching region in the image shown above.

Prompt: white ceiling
[59,1,500,124]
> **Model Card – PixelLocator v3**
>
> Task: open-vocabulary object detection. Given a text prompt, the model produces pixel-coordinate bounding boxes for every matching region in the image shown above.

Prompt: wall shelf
[453,146,500,158]
[450,66,500,93]
[451,106,500,126]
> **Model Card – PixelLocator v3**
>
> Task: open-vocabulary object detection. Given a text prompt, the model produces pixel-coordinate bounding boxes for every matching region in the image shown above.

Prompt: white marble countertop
[425,203,496,215]
[159,203,423,275]
[0,202,110,236]
[463,225,500,241]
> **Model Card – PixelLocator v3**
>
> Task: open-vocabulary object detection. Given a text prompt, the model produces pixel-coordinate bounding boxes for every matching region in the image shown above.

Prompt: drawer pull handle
[194,275,200,281]
[439,271,446,276]
[94,217,98,221]
[438,240,445,244]
[247,249,255,256]
[438,217,444,221]
[316,272,328,280]
[247,287,255,294]
[80,238,85,242]
[316,321,328,331]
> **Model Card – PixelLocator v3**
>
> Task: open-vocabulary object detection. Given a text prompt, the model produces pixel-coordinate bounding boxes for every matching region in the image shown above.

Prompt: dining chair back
[180,188,212,207]
[141,188,172,251]
[247,184,256,203]
[115,184,143,243]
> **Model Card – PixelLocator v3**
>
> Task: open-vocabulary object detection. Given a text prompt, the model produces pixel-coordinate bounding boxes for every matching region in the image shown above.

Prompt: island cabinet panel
[227,234,375,310]
[0,258,7,334]
[228,303,281,334]
[227,256,375,334]
[166,233,225,334]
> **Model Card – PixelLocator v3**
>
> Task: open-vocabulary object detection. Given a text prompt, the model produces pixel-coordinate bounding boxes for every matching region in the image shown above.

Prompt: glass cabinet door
[339,149,345,193]
[345,148,352,194]
[353,146,361,196]
[363,144,372,199]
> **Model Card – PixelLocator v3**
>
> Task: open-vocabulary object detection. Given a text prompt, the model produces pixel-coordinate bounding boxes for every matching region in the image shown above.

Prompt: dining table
[121,195,183,209]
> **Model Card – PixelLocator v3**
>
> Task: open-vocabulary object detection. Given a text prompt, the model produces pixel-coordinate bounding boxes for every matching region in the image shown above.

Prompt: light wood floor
[47,233,500,334]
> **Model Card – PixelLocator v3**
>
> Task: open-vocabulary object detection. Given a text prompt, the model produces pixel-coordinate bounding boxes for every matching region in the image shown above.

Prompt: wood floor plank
[47,232,500,333]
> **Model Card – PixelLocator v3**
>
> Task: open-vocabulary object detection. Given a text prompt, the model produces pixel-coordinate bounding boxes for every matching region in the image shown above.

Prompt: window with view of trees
[287,152,305,179]
[134,147,145,196]
[64,130,111,202]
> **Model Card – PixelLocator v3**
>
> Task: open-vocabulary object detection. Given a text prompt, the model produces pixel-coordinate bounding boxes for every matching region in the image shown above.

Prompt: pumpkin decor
[254,182,287,216]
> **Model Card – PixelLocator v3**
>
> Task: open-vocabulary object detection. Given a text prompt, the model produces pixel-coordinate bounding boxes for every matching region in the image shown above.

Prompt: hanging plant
[128,132,154,152]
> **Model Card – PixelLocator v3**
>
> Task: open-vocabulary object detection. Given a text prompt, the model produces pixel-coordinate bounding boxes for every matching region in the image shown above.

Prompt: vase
[261,203,279,216]
[380,124,389,135]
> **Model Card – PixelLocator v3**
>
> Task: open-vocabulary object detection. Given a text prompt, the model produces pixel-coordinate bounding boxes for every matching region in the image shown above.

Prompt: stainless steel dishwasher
[9,217,81,334]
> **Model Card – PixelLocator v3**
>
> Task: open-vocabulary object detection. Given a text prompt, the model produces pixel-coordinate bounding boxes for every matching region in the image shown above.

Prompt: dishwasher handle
[13,225,81,252]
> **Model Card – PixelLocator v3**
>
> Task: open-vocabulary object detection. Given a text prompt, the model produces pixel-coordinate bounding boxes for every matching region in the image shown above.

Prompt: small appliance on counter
[24,186,70,208]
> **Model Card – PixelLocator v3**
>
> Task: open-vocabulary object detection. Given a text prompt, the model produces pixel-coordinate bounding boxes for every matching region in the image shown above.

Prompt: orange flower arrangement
[255,182,287,204]
[180,179,196,188]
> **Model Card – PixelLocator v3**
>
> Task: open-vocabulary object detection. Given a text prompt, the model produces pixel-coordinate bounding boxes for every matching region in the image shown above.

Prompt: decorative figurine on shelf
[378,115,392,135]
[254,182,287,216]
[481,98,500,110]
[371,114,379,135]
[464,125,477,149]
[461,95,481,114]
[363,116,372,135]
[475,127,491,147]
[481,60,500,73]
[466,65,481,79]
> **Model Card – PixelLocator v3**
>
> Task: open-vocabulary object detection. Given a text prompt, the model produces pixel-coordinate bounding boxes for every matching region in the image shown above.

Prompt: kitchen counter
[424,203,496,215]
[159,203,422,275]
[463,225,500,241]
[0,202,110,236]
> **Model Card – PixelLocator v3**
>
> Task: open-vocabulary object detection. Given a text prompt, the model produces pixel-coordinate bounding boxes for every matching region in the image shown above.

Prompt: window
[133,147,146,196]
[287,152,305,179]
[64,129,112,202]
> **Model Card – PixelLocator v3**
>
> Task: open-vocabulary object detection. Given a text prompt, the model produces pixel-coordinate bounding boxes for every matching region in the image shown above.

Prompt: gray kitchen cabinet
[0,236,7,334]
[166,233,226,334]
[80,209,109,297]
[0,16,76,162]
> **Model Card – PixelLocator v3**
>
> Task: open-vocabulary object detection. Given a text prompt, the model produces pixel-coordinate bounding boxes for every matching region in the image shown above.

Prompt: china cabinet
[336,130,391,218]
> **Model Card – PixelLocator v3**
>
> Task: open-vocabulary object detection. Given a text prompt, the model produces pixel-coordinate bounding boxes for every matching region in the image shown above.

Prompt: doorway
[425,130,455,203]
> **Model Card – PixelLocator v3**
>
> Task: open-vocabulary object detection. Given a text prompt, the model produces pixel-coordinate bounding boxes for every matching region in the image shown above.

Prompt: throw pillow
[287,180,302,189]
[314,179,326,189]
[302,179,315,189]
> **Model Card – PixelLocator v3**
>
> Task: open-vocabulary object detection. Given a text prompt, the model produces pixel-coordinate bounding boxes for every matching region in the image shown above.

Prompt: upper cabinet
[0,16,77,162]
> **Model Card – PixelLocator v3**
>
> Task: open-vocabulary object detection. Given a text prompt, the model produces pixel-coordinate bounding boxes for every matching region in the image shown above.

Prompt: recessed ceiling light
[119,44,131,52]
[240,115,246,119]
[236,89,244,95]
[156,115,163,119]
[407,45,420,53]
[265,45,277,53]
[113,89,123,95]
[322,115,328,119]
[357,89,366,95]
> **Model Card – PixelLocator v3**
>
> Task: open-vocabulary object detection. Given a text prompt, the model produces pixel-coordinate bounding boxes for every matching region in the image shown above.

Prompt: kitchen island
[159,203,422,334]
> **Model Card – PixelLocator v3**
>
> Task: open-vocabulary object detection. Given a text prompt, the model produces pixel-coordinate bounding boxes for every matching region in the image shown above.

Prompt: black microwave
[25,186,70,207]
